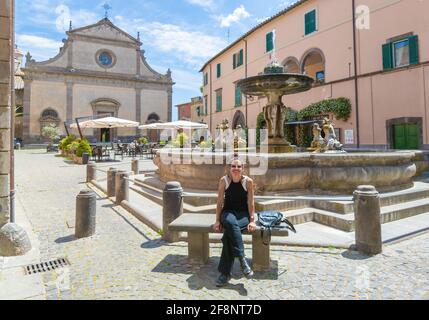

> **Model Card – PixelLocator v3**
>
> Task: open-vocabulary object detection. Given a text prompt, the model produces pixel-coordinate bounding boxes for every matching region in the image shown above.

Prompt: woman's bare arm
[216,178,225,223]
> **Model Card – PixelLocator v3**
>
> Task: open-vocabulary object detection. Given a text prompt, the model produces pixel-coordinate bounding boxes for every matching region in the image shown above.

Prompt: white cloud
[16,34,63,50]
[16,34,63,61]
[153,65,202,92]
[55,5,99,32]
[216,5,251,28]
[130,22,226,69]
[186,0,215,9]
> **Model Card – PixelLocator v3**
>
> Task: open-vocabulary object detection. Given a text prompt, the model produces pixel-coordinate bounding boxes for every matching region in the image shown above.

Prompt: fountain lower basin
[153,149,427,194]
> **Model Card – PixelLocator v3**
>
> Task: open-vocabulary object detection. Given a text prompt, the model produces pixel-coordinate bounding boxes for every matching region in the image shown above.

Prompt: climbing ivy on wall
[296,97,352,121]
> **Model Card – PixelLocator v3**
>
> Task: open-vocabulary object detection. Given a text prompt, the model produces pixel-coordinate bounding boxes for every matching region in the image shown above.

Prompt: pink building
[175,102,192,120]
[200,0,429,149]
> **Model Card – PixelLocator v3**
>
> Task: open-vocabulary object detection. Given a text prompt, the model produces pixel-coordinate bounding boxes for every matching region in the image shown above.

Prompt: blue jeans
[217,210,250,275]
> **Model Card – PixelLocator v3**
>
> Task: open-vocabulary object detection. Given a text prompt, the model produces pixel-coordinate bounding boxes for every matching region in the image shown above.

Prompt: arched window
[301,48,326,84]
[41,109,59,119]
[282,57,300,73]
[147,113,160,123]
[232,110,246,129]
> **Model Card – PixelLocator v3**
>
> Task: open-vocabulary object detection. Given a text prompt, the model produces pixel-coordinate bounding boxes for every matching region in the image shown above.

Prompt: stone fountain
[152,61,426,194]
[237,61,314,153]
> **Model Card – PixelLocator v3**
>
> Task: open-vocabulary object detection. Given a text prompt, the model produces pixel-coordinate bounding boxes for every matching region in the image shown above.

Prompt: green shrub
[297,97,352,121]
[41,123,61,146]
[67,140,81,154]
[59,135,76,151]
[138,137,149,145]
[75,139,92,157]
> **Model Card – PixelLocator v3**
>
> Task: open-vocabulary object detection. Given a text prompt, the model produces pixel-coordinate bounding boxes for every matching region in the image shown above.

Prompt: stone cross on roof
[102,3,112,19]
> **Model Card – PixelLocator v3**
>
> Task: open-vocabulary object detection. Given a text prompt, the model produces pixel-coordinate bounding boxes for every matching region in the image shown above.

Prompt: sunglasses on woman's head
[231,165,242,168]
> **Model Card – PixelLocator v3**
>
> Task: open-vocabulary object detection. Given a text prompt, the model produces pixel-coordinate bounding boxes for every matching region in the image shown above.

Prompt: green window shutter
[233,54,237,69]
[305,10,316,35]
[235,86,242,107]
[239,49,243,66]
[216,63,221,78]
[266,32,273,52]
[204,97,208,115]
[382,43,393,70]
[216,92,222,112]
[408,35,419,65]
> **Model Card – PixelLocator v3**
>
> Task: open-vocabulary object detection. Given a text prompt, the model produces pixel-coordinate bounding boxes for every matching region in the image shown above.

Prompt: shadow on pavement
[55,234,77,244]
[340,249,372,260]
[152,254,283,295]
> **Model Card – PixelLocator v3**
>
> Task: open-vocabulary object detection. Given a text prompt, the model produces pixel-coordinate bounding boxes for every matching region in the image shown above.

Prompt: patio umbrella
[70,117,139,129]
[138,123,162,129]
[140,120,208,130]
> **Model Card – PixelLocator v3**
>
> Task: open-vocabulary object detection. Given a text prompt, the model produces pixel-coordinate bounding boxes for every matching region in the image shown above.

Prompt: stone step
[130,184,217,214]
[380,198,429,224]
[312,184,429,214]
[255,199,310,212]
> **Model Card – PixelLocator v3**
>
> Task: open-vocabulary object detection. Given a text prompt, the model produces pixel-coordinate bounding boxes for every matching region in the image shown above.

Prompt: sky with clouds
[16,0,298,120]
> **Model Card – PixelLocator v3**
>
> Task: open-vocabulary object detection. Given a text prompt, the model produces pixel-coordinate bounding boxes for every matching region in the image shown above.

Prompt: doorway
[394,124,418,149]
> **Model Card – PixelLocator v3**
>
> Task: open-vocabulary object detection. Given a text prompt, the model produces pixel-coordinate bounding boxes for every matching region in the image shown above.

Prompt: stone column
[135,88,141,136]
[131,159,139,175]
[115,170,129,205]
[0,0,12,227]
[0,0,31,256]
[106,167,118,197]
[21,78,31,144]
[162,181,183,242]
[167,86,173,122]
[66,81,73,123]
[353,185,382,255]
[86,163,97,183]
[75,189,96,238]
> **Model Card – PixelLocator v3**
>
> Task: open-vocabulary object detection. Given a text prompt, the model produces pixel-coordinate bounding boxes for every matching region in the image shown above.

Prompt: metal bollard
[86,163,97,183]
[107,167,118,197]
[115,170,129,205]
[162,181,183,242]
[75,189,96,238]
[353,185,382,255]
[131,159,139,175]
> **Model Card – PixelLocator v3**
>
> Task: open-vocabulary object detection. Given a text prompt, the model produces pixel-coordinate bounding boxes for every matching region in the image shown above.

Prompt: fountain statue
[237,60,314,153]
[322,118,344,152]
[307,119,345,153]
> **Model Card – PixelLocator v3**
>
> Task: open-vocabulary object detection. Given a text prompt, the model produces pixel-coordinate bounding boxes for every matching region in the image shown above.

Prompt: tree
[41,123,61,147]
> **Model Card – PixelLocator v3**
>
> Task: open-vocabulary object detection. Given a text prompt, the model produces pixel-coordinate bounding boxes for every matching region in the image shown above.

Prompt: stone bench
[168,213,289,271]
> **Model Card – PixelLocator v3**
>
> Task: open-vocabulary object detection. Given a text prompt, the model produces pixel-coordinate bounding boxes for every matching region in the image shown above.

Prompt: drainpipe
[244,39,248,128]
[209,63,212,134]
[352,0,360,148]
[9,0,16,223]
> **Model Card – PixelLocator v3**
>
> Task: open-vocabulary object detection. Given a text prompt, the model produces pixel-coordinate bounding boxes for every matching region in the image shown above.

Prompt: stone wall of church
[72,41,137,75]
[72,84,137,138]
[141,89,168,123]
[28,80,67,140]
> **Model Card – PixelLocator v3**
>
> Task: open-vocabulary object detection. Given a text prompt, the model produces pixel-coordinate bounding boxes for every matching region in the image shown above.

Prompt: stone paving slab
[1,150,428,300]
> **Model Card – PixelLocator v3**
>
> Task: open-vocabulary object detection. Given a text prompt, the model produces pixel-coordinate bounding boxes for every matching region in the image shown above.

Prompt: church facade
[22,18,173,143]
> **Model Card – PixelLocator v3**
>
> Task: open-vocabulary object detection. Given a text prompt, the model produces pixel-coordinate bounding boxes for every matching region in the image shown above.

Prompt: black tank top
[223,178,248,212]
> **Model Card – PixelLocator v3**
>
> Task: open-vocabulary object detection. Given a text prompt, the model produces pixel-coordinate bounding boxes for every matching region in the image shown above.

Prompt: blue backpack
[256,211,296,245]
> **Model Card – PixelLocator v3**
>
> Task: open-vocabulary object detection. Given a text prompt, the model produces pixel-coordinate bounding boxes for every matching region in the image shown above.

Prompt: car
[13,138,22,150]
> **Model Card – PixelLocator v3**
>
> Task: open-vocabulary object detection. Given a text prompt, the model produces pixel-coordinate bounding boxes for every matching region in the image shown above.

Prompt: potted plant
[41,123,61,152]
[59,135,76,156]
[75,139,92,165]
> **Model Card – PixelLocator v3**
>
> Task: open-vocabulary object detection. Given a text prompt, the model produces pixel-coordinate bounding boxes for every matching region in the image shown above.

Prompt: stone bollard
[353,185,382,255]
[115,170,129,205]
[86,163,97,183]
[131,159,139,175]
[162,181,183,242]
[75,189,96,238]
[107,167,119,197]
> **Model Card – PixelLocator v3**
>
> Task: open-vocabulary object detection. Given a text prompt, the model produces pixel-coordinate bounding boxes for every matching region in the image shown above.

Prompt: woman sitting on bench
[213,157,256,287]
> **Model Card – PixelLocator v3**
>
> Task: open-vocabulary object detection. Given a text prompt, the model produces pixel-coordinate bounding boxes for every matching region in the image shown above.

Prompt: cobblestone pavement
[12,150,429,299]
